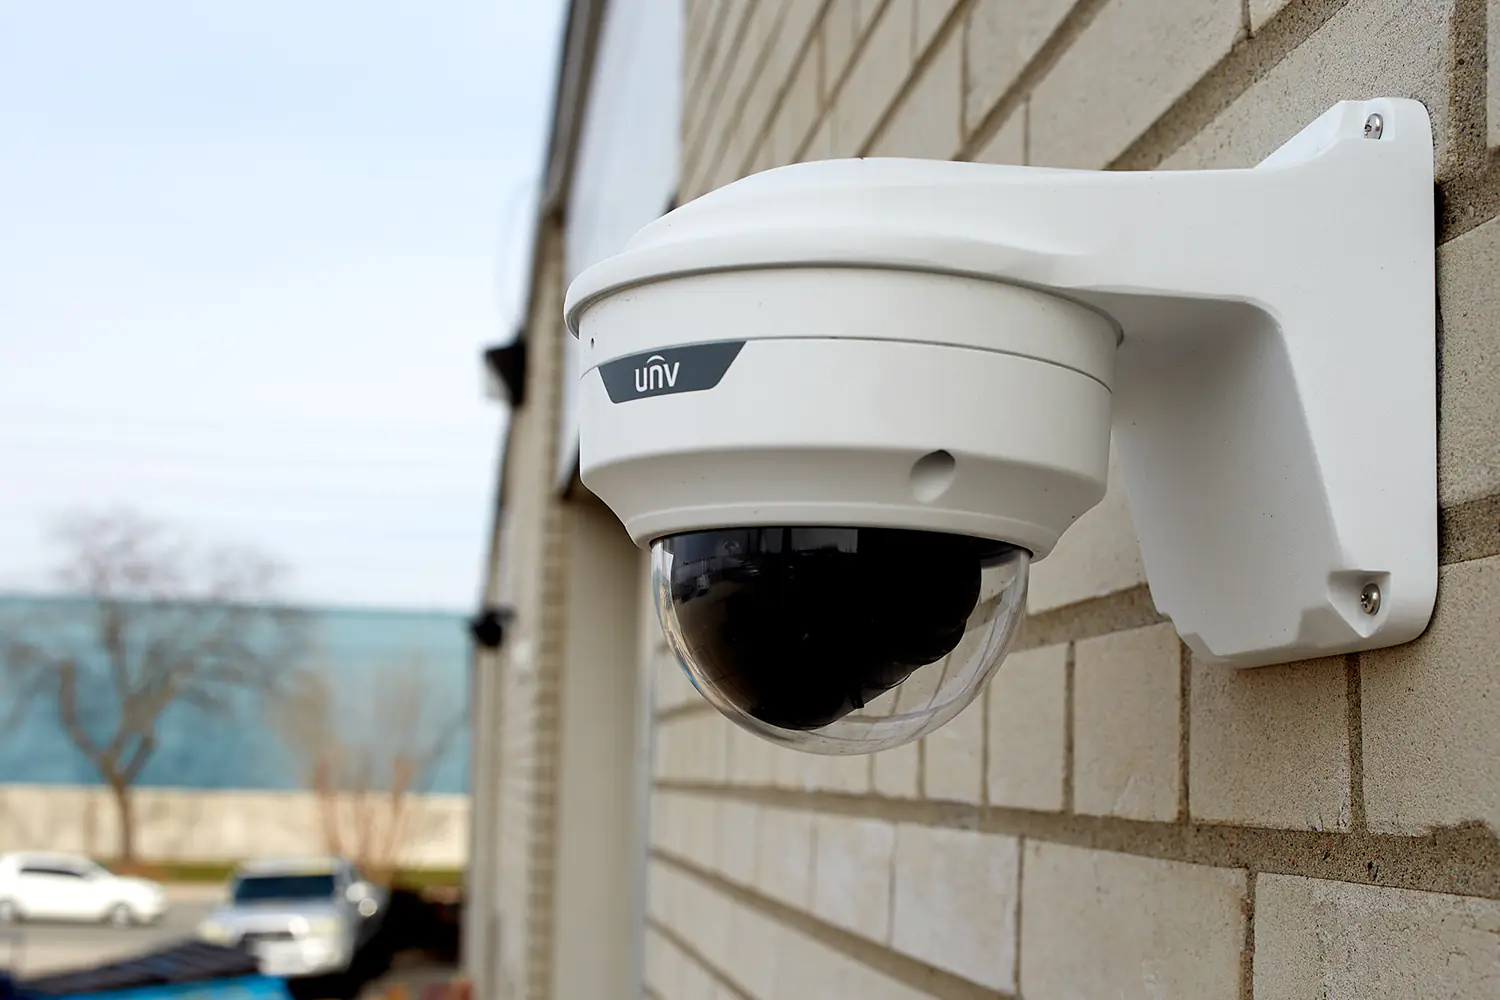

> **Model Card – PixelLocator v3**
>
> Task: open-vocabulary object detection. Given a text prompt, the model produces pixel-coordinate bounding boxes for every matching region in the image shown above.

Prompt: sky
[0,0,568,612]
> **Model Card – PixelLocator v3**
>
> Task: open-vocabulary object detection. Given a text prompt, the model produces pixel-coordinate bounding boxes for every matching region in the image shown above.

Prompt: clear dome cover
[651,527,1030,755]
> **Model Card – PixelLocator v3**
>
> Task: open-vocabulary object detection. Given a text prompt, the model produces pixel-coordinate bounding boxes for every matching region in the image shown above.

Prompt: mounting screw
[1360,583,1382,615]
[1364,113,1384,139]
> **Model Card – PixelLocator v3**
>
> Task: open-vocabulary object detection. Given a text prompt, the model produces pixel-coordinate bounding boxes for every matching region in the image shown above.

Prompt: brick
[647,860,675,922]
[684,0,706,52]
[870,24,962,158]
[822,0,862,97]
[680,794,720,870]
[1436,215,1500,506]
[986,644,1066,811]
[678,960,716,1000]
[653,721,678,782]
[647,929,684,996]
[724,904,783,999]
[644,928,672,993]
[817,752,873,794]
[872,741,920,797]
[801,114,836,162]
[716,801,759,884]
[666,716,711,785]
[658,717,690,783]
[1254,875,1500,999]
[723,722,750,785]
[772,741,821,789]
[680,716,707,782]
[852,0,883,32]
[697,887,737,972]
[650,792,681,854]
[737,0,825,144]
[728,721,777,785]
[812,815,896,941]
[973,107,1026,164]
[922,694,983,803]
[683,3,726,120]
[693,0,787,193]
[1021,843,1246,1000]
[914,0,962,58]
[667,716,698,783]
[839,961,931,1000]
[1027,438,1145,612]
[892,825,1019,990]
[769,741,869,794]
[718,0,815,183]
[676,875,734,972]
[684,0,753,163]
[1030,0,1242,168]
[769,39,822,165]
[1250,0,1293,31]
[964,0,1075,133]
[1189,653,1350,831]
[828,0,914,155]
[1363,555,1500,835]
[663,865,696,931]
[699,715,732,783]
[1491,0,1500,147]
[772,932,848,998]
[655,647,697,710]
[753,807,815,906]
[653,790,685,853]
[1074,623,1181,821]
[1163,0,1459,178]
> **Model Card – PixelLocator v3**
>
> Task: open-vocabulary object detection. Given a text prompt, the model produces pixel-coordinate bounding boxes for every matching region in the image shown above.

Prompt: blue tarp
[15,974,291,1000]
[3,941,290,1000]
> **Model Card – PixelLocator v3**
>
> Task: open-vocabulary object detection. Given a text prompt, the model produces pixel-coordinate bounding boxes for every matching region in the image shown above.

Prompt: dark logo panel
[598,341,747,403]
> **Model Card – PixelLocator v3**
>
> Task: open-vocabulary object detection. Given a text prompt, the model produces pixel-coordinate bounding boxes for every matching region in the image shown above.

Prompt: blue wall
[0,596,470,794]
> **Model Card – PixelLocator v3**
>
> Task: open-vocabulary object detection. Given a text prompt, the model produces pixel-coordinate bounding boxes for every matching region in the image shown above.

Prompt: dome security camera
[563,99,1438,755]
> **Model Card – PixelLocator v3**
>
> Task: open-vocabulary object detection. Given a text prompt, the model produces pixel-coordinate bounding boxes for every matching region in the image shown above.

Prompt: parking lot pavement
[0,897,216,979]
[0,887,458,999]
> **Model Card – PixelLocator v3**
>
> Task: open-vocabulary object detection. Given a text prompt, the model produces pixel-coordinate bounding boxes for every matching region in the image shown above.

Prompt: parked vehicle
[0,853,166,927]
[195,857,387,980]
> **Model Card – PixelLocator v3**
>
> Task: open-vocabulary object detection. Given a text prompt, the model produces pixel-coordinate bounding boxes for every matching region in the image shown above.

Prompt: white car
[196,857,387,978]
[0,852,167,926]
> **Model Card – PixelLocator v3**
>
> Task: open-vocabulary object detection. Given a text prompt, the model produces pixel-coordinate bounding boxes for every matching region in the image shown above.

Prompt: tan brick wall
[640,0,1500,997]
[485,220,575,1000]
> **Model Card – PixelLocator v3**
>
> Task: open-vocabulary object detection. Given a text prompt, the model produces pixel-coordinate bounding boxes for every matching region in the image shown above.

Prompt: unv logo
[634,354,679,393]
[599,341,746,404]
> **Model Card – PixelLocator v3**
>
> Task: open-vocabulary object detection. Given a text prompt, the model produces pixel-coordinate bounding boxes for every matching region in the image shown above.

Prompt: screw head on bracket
[1360,583,1383,615]
[1364,113,1384,139]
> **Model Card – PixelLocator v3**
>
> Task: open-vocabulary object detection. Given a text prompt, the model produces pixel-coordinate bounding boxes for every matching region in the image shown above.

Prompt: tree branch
[120,732,157,785]
[97,600,133,711]
[56,659,105,765]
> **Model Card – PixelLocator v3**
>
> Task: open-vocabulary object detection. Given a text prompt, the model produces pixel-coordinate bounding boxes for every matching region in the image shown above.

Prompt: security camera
[563,98,1437,755]
[468,605,514,650]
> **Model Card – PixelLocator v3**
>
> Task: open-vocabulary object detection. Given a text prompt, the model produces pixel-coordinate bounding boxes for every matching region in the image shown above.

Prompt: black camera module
[658,527,1019,730]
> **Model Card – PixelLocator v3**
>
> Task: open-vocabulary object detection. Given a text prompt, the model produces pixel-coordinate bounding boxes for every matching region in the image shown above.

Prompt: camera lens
[652,527,1030,754]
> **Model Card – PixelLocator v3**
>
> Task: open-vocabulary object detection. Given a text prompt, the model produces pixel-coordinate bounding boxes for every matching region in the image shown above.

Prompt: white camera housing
[563,99,1436,752]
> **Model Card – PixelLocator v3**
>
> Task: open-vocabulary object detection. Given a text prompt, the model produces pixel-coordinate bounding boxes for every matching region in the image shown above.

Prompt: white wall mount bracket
[1077,98,1437,667]
[565,98,1437,669]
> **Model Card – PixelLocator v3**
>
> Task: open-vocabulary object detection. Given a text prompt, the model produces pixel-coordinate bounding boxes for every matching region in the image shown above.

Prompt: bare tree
[0,508,306,865]
[272,650,461,879]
